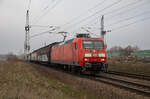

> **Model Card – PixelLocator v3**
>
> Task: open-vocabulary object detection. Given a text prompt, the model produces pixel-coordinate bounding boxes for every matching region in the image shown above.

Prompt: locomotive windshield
[82,40,104,49]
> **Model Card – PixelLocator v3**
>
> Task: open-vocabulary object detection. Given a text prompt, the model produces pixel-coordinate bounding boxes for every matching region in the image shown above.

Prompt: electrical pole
[101,15,106,39]
[24,10,30,60]
[100,15,111,39]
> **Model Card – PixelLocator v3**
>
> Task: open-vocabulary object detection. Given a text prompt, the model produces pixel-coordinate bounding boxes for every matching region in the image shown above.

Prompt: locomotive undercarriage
[29,59,108,75]
[83,62,108,73]
[63,62,108,74]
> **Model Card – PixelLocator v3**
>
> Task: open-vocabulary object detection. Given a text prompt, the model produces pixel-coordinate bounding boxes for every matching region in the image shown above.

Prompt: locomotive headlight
[85,53,92,57]
[101,59,105,61]
[98,53,105,57]
[84,58,89,61]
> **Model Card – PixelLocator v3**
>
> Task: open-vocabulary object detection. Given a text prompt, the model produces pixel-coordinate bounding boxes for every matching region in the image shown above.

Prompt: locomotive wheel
[105,67,108,73]
[77,67,83,75]
[103,66,108,73]
[90,72,96,76]
[68,65,72,72]
[63,65,68,71]
[71,66,76,73]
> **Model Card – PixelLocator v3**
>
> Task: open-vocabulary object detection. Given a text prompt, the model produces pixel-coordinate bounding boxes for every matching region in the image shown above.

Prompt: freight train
[27,34,108,74]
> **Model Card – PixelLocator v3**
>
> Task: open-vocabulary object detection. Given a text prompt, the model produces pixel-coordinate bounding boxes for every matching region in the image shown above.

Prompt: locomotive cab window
[82,40,104,49]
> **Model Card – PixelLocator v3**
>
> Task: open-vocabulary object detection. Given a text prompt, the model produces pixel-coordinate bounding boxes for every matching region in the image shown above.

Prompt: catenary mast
[24,10,30,60]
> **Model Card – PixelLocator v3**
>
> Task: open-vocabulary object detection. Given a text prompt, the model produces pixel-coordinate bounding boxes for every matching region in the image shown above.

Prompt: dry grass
[108,60,150,76]
[0,60,149,99]
[0,60,78,99]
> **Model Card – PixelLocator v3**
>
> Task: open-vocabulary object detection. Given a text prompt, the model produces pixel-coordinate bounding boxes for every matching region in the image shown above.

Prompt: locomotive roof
[53,37,104,47]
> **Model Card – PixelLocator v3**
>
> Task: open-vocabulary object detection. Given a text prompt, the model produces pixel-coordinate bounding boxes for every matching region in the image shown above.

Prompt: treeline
[107,45,139,57]
[0,52,24,61]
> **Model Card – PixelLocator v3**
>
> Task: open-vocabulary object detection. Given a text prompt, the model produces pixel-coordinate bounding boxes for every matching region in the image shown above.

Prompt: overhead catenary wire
[31,25,60,29]
[30,25,61,39]
[104,0,142,17]
[32,0,56,22]
[112,16,150,31]
[104,0,146,20]
[106,10,150,27]
[33,0,63,24]
[31,25,53,28]
[75,7,150,37]
[43,0,56,10]
[76,0,149,35]
[82,0,145,29]
[87,0,108,12]
[81,27,99,37]
[63,0,122,31]
[61,0,107,27]
[30,29,56,39]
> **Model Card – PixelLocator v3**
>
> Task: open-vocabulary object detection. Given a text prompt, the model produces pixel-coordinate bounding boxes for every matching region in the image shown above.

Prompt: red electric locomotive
[51,34,108,74]
[29,34,108,74]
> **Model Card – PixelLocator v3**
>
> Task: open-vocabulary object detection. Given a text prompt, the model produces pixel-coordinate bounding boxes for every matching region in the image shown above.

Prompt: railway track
[77,71,150,97]
[107,71,150,81]
[30,62,150,97]
[86,75,150,97]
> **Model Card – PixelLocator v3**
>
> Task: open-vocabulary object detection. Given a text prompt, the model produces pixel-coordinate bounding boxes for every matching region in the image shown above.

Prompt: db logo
[93,54,97,57]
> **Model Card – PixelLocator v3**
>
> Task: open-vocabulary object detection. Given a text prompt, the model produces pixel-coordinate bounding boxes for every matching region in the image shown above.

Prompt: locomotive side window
[82,40,104,49]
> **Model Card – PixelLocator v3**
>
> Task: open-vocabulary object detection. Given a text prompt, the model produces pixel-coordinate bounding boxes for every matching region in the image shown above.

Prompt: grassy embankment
[108,60,150,76]
[0,60,89,99]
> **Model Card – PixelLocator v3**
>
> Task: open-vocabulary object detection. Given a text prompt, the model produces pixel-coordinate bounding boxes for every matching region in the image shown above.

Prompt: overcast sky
[0,0,150,54]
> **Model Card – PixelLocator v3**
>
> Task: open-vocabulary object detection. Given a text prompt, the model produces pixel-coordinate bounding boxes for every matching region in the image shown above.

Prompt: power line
[30,25,61,38]
[32,0,56,21]
[31,25,53,28]
[88,0,107,12]
[64,0,143,31]
[105,0,147,20]
[63,0,122,31]
[33,0,63,24]
[31,25,59,28]
[81,27,100,37]
[104,0,142,17]
[30,29,56,38]
[43,0,56,10]
[106,10,150,27]
[61,0,107,27]
[30,30,51,38]
[83,0,144,29]
[112,16,150,31]
[78,0,148,34]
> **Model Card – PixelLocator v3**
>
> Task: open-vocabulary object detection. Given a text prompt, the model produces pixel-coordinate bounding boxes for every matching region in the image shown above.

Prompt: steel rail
[88,76,150,97]
[97,75,150,90]
[107,71,150,81]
